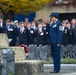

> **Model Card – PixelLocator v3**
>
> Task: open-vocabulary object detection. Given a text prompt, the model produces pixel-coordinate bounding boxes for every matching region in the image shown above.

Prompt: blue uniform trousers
[50,43,61,72]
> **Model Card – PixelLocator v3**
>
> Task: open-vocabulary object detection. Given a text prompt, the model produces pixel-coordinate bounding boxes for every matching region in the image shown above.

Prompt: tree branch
[0,7,7,16]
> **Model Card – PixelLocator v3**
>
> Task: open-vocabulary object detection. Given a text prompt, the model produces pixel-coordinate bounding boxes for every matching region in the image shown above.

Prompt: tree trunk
[4,10,14,21]
[0,7,14,22]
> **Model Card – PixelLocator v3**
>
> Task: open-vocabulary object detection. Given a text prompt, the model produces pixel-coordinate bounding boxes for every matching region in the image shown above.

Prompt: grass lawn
[45,58,76,64]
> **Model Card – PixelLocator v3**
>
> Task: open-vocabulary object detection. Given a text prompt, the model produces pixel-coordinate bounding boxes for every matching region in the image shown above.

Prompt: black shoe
[49,70,59,73]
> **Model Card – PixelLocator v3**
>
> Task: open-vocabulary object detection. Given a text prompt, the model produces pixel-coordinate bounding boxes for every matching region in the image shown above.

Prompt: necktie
[73,25,74,29]
[20,29,22,34]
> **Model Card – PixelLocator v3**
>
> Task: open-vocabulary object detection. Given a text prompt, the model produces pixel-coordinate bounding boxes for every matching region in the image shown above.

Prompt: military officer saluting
[49,12,63,73]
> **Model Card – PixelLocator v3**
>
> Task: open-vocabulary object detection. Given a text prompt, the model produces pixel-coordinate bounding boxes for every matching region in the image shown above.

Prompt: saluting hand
[57,44,61,47]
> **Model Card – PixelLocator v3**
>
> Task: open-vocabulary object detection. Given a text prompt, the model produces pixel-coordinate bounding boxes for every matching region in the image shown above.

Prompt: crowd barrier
[28,44,76,60]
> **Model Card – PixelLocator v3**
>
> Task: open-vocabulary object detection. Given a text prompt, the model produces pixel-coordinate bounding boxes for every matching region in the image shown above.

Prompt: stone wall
[15,60,44,75]
[0,34,9,47]
[36,5,76,20]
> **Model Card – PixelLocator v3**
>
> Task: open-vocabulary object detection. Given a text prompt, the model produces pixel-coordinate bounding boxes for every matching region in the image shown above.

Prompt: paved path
[44,68,76,75]
[62,72,76,75]
[34,64,76,75]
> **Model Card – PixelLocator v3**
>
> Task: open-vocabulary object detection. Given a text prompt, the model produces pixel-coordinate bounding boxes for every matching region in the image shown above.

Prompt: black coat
[71,25,76,44]
[35,28,46,46]
[18,28,27,45]
[68,27,75,45]
[43,27,49,45]
[3,25,19,46]
[0,22,6,33]
[26,28,35,45]
[62,27,69,46]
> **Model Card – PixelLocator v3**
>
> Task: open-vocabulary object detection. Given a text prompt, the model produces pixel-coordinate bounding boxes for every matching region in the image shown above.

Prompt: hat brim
[49,15,59,18]
[49,14,53,17]
[49,15,52,17]
[49,15,54,18]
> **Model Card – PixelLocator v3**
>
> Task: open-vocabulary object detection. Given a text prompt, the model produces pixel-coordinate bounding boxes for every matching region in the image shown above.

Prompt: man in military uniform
[4,20,19,46]
[49,12,63,73]
[0,18,19,46]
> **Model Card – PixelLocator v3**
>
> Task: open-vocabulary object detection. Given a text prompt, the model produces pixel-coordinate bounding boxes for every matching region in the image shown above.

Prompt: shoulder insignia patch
[53,24,57,27]
[59,26,64,31]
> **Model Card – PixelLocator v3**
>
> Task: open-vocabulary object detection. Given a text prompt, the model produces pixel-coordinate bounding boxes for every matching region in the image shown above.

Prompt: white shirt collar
[20,27,25,32]
[0,22,3,27]
[28,28,30,30]
[39,28,42,32]
[31,26,36,29]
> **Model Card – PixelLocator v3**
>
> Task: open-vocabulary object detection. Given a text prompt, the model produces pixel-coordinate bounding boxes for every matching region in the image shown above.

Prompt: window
[55,0,68,4]
[55,0,68,2]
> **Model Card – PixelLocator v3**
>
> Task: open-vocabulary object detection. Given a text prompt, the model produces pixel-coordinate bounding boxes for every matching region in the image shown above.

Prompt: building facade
[36,0,76,21]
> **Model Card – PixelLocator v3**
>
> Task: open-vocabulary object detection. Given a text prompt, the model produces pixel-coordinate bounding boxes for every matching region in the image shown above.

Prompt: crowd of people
[0,16,76,46]
[61,19,76,45]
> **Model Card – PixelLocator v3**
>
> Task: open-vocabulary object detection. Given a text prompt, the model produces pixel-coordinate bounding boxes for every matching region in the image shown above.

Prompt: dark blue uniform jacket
[49,20,63,44]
